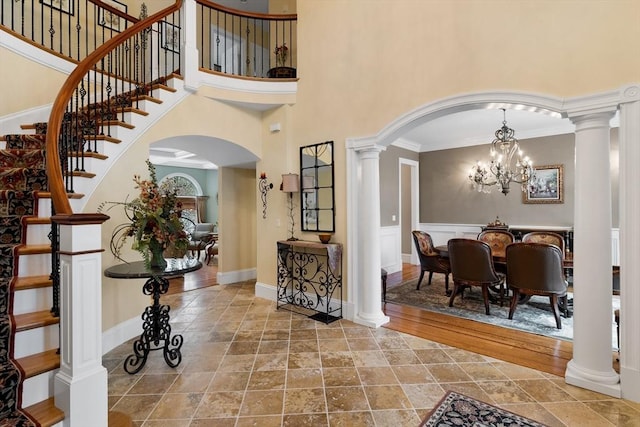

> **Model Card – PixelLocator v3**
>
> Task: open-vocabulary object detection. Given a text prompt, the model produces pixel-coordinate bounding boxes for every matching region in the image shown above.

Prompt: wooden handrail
[46,1,183,215]
[196,0,296,21]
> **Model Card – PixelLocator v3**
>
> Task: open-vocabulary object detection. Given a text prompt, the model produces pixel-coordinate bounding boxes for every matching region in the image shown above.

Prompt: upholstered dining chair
[522,231,565,255]
[411,231,451,294]
[447,238,503,315]
[505,242,569,329]
[477,229,515,259]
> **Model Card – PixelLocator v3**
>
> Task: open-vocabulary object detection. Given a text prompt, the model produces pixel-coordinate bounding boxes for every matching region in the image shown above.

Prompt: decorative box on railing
[276,240,342,323]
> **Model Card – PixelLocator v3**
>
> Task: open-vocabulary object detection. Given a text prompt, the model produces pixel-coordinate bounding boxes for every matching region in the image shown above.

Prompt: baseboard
[217,267,256,285]
[101,316,142,355]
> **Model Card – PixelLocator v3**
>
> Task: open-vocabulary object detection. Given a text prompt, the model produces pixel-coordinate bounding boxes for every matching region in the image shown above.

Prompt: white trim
[399,158,420,266]
[101,316,142,355]
[0,30,76,74]
[380,225,402,274]
[217,267,256,285]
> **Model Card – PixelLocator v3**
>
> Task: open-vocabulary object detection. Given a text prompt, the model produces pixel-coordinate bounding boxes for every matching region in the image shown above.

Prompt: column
[565,111,620,397]
[54,214,110,427]
[618,86,640,401]
[181,0,199,91]
[352,145,389,327]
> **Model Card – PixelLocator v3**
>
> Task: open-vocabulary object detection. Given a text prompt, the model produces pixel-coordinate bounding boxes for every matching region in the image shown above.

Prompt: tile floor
[104,281,640,426]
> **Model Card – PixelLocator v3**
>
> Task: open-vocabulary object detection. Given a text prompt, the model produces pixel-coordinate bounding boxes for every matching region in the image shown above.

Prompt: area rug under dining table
[420,391,548,426]
[385,275,619,347]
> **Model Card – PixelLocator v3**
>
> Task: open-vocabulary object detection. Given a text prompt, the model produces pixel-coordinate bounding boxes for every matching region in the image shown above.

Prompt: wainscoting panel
[380,225,403,274]
[421,223,483,247]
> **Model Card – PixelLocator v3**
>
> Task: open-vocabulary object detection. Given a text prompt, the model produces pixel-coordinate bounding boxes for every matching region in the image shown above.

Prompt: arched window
[160,173,206,223]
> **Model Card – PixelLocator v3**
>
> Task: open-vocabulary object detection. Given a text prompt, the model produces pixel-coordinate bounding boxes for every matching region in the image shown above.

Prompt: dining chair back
[506,242,568,329]
[521,231,565,255]
[412,231,450,293]
[477,229,515,258]
[447,238,503,315]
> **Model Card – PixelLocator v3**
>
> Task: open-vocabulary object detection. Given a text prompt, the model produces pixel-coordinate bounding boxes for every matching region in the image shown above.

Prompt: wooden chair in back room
[411,231,451,294]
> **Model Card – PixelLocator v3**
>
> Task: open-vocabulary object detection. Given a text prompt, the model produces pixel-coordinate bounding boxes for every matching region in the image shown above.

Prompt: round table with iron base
[104,259,202,374]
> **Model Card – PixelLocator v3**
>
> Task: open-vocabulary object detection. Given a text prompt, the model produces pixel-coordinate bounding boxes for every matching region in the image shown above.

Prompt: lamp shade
[281,173,300,193]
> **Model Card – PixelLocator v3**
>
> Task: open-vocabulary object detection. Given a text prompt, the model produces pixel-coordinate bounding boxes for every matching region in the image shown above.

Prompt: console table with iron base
[104,259,202,374]
[276,240,343,324]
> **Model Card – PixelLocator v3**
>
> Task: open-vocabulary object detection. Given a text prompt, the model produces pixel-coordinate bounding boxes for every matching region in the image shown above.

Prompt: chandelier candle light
[469,108,535,195]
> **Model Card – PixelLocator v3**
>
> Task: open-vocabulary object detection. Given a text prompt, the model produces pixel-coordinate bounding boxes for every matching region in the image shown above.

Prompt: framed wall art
[40,0,74,15]
[161,21,180,53]
[523,164,564,204]
[98,0,127,32]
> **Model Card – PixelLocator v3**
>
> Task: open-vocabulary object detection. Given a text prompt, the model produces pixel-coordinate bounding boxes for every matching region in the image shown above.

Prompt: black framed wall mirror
[300,141,335,233]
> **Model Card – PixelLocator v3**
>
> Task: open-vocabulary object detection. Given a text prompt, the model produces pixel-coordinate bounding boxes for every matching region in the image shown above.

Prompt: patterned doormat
[385,276,619,347]
[420,391,548,426]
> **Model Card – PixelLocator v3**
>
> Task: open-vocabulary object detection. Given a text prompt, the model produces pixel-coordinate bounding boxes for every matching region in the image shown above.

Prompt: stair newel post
[53,213,110,427]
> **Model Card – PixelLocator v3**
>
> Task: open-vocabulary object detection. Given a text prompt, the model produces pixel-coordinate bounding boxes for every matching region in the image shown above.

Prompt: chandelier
[468,109,534,195]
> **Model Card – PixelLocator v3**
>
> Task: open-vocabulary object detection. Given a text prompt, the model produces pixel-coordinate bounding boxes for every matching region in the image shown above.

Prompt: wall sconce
[281,173,300,241]
[258,172,273,219]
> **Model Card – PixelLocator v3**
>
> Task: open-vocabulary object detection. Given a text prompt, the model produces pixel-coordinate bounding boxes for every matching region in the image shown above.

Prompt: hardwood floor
[382,264,573,377]
[166,260,218,295]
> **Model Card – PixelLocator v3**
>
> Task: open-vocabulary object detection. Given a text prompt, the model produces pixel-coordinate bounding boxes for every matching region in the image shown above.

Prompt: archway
[347,87,640,400]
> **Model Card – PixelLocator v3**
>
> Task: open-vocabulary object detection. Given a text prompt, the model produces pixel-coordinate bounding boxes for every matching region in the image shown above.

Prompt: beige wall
[0,48,67,116]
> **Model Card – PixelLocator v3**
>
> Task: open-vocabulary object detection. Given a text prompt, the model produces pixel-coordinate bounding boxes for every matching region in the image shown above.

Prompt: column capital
[346,137,387,154]
[569,111,616,131]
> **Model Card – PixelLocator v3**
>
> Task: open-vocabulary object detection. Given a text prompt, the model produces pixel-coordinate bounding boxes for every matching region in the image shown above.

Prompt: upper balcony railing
[196,0,297,79]
[1,0,138,62]
[1,0,298,80]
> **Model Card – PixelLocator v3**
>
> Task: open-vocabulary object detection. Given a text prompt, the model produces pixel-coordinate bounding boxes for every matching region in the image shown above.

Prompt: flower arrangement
[98,160,189,270]
[274,42,288,66]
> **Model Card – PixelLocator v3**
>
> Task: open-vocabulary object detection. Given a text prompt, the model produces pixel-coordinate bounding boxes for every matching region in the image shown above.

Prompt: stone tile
[413,348,455,364]
[149,393,203,419]
[111,394,162,421]
[283,388,327,414]
[286,368,324,389]
[167,372,213,393]
[542,401,615,426]
[290,329,318,341]
[363,384,412,410]
[351,350,389,367]
[323,367,361,387]
[401,383,446,409]
[289,340,318,353]
[426,364,474,383]
[492,361,547,380]
[235,415,282,426]
[283,413,329,426]
[209,371,250,392]
[226,340,260,355]
[288,352,321,369]
[477,380,536,404]
[459,362,510,381]
[499,403,566,427]
[585,400,640,426]
[239,390,285,416]
[320,351,354,368]
[194,391,244,418]
[346,338,380,351]
[327,411,375,427]
[247,370,286,390]
[253,353,288,371]
[317,328,345,339]
[371,409,421,426]
[515,379,577,403]
[217,354,256,372]
[262,329,291,341]
[258,340,289,354]
[108,374,140,395]
[128,374,178,395]
[442,347,489,362]
[318,338,350,351]
[383,349,422,365]
[324,386,370,412]
[375,335,411,350]
[189,418,237,427]
[392,365,435,384]
[357,366,398,385]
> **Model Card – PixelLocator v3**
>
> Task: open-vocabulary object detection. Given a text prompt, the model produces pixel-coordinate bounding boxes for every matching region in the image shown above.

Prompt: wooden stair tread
[17,348,60,378]
[132,94,163,104]
[17,244,51,255]
[66,170,96,179]
[151,83,176,93]
[81,134,121,143]
[23,397,64,427]
[37,191,85,199]
[15,275,52,291]
[97,120,135,130]
[24,216,51,225]
[14,310,59,332]
[70,151,108,160]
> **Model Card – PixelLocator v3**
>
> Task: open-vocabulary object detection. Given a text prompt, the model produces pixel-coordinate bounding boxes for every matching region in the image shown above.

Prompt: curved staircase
[0,75,182,426]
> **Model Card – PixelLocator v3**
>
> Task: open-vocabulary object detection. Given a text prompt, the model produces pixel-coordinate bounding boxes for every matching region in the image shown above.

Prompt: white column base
[54,367,108,427]
[352,312,390,328]
[565,359,621,398]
